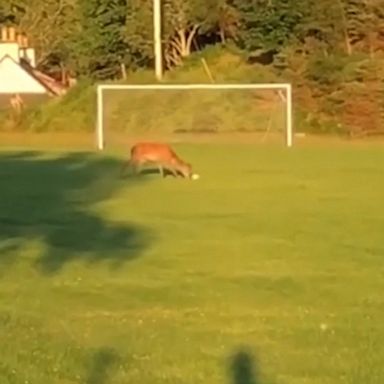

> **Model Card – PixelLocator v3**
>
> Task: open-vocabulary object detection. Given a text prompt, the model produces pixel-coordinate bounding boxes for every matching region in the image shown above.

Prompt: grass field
[1,138,384,384]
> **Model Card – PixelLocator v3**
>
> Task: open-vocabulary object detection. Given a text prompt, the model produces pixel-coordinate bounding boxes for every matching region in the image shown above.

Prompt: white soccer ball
[191,173,200,180]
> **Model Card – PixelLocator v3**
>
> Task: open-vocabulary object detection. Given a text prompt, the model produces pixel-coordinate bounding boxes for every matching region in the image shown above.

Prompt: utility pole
[153,0,163,80]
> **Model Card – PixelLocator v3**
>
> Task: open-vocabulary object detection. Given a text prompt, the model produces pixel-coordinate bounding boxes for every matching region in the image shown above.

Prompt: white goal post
[96,83,293,150]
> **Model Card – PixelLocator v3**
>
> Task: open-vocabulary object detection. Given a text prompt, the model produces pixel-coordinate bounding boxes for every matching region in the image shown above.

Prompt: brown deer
[121,142,193,179]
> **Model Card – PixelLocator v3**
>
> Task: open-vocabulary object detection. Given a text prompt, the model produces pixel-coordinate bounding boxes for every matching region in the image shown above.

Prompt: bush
[21,80,95,132]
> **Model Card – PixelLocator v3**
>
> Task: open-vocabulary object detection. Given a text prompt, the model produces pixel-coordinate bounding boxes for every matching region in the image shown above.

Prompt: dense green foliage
[1,0,384,134]
[1,0,383,76]
[70,0,128,79]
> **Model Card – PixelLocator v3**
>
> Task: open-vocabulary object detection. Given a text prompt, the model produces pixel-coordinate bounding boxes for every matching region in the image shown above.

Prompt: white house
[0,26,67,106]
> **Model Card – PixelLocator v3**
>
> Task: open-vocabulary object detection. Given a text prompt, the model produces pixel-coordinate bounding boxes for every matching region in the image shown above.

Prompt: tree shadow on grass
[86,347,120,384]
[0,151,152,274]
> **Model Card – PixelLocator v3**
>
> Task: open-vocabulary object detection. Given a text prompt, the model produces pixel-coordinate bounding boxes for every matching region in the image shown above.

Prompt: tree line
[1,0,383,80]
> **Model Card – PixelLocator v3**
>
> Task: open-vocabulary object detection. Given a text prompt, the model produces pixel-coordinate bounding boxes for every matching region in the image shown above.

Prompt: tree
[0,0,15,24]
[295,0,351,55]
[162,0,200,66]
[214,1,240,44]
[125,0,154,69]
[298,0,384,56]
[344,0,384,57]
[3,0,75,67]
[233,0,304,54]
[71,0,127,79]
[193,0,240,45]
[162,0,224,67]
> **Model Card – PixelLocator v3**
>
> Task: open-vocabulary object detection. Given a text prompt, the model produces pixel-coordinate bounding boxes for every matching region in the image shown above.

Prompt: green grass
[1,142,384,384]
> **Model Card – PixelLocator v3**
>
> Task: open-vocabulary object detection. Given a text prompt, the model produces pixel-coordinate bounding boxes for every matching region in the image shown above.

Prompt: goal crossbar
[96,83,293,150]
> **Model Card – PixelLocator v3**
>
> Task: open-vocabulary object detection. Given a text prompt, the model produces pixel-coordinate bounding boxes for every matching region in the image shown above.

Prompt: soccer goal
[95,83,293,150]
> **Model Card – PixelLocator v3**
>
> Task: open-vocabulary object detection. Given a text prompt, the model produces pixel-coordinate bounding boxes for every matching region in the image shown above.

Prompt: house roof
[19,58,67,96]
[0,54,67,96]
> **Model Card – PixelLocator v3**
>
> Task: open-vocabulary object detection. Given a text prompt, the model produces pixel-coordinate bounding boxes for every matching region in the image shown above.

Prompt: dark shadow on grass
[229,347,278,384]
[230,348,261,384]
[0,151,152,274]
[122,167,182,178]
[86,347,120,384]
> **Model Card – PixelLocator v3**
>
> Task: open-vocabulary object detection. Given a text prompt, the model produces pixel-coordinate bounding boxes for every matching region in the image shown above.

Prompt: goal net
[96,83,293,150]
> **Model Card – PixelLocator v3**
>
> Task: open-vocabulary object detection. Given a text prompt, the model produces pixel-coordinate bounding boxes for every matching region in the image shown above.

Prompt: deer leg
[170,168,179,178]
[158,164,165,178]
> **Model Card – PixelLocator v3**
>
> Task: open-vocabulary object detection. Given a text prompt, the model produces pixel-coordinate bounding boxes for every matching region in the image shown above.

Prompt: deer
[121,142,195,179]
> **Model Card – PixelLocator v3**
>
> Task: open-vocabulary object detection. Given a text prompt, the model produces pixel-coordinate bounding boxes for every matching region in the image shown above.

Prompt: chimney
[16,33,23,47]
[0,26,21,43]
[1,27,6,41]
[22,35,29,48]
[0,27,22,62]
[0,27,36,65]
[8,27,16,42]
